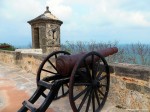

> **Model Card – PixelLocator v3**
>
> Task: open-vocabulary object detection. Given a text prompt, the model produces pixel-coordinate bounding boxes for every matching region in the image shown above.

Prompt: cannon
[18,47,118,112]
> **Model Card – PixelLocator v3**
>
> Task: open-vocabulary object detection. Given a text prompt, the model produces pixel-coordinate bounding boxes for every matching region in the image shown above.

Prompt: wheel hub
[92,80,100,88]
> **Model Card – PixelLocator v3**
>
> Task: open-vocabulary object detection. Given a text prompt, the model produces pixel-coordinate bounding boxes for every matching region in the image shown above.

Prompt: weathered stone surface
[0,61,126,112]
[15,49,42,54]
[110,74,150,110]
[0,50,20,65]
[126,82,141,92]
[110,63,150,81]
[0,50,150,111]
[141,86,150,94]
[28,7,62,54]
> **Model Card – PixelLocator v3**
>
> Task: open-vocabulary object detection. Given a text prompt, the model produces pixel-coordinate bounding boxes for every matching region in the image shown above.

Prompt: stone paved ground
[0,62,126,112]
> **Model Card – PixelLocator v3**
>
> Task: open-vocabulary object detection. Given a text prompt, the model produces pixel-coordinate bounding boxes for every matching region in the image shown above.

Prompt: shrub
[61,41,150,66]
[0,43,16,51]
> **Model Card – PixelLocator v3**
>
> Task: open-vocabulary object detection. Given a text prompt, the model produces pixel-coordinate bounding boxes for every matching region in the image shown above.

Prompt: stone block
[111,63,150,81]
[141,86,150,94]
[126,83,141,93]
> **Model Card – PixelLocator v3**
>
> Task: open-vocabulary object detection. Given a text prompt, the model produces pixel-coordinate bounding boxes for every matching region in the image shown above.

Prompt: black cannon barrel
[56,47,118,76]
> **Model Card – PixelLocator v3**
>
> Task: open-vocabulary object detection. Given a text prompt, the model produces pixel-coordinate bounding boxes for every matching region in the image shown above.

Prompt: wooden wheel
[69,51,110,112]
[37,51,70,99]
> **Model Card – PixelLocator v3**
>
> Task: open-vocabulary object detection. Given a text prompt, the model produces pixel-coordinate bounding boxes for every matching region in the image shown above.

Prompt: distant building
[28,6,63,53]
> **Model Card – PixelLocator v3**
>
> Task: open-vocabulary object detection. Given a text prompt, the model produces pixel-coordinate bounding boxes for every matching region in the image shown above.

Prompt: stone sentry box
[28,6,63,54]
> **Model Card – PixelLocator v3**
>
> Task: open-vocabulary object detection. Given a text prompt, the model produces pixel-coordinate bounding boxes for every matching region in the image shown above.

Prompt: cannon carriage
[18,47,118,112]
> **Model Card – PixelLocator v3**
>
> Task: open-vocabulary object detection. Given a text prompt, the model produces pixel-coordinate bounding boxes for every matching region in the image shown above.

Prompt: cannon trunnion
[18,47,118,112]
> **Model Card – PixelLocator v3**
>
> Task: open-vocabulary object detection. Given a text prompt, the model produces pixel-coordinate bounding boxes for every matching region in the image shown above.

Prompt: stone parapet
[110,63,150,81]
[109,63,150,110]
[0,50,46,74]
[15,49,42,54]
[0,50,149,110]
[0,50,21,65]
[19,53,46,74]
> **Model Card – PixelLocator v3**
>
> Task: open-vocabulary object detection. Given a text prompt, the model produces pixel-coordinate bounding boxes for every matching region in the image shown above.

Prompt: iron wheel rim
[36,51,70,99]
[69,51,110,112]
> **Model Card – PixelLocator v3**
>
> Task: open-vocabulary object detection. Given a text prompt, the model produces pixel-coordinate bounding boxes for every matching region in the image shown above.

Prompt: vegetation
[61,41,150,66]
[0,42,149,66]
[0,43,16,51]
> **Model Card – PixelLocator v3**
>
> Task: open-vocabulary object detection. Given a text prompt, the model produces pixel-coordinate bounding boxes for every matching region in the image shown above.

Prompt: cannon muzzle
[56,47,118,76]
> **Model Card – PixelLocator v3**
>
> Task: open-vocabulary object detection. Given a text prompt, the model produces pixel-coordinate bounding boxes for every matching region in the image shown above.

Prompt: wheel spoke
[96,62,105,79]
[64,53,68,55]
[84,59,91,80]
[100,84,107,88]
[73,87,91,101]
[96,70,102,79]
[92,90,95,112]
[42,68,57,75]
[47,60,58,72]
[69,52,109,112]
[91,54,95,79]
[85,89,92,112]
[94,89,101,107]
[98,75,107,81]
[97,89,105,97]
[74,83,91,86]
[38,51,70,100]
[62,85,64,95]
[96,63,103,79]
[65,84,69,88]
[55,54,57,59]
[77,87,91,111]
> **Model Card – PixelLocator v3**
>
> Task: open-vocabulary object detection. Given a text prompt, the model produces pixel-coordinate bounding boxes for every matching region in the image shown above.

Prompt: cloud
[106,9,150,27]
[112,2,149,27]
[59,0,150,43]
[0,0,43,20]
[0,0,150,45]
[70,0,150,27]
[2,0,149,27]
[0,0,73,46]
[129,12,150,27]
[46,0,72,21]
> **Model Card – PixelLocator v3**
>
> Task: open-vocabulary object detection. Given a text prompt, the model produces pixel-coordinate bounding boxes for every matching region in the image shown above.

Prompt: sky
[0,0,150,47]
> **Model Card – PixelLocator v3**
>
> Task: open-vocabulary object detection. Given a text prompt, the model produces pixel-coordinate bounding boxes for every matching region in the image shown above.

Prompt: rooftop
[28,6,62,24]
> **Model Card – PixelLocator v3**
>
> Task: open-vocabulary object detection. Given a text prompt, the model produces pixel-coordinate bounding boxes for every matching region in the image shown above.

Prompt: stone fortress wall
[0,50,149,110]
